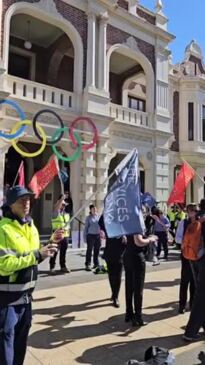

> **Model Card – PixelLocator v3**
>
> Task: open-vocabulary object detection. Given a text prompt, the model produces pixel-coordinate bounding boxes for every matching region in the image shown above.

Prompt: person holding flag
[50,195,71,274]
[124,232,157,327]
[103,148,157,326]
[0,186,64,365]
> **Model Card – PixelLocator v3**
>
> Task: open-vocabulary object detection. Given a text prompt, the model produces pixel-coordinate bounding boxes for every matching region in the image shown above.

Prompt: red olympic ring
[70,117,98,151]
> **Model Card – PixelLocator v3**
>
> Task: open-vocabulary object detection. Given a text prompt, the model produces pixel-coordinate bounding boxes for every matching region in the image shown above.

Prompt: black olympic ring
[33,109,64,145]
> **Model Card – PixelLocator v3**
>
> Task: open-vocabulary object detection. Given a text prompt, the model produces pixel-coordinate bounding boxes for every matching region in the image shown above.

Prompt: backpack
[182,220,205,261]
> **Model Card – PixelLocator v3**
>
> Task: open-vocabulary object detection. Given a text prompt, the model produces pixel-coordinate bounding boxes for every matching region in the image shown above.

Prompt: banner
[29,157,59,198]
[18,161,25,187]
[168,162,195,205]
[141,192,156,208]
[103,149,145,238]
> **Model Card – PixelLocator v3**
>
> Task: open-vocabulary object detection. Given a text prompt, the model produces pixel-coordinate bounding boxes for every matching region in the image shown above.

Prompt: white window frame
[9,45,36,81]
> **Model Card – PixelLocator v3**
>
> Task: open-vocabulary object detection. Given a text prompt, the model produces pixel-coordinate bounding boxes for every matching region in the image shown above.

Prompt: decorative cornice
[110,129,153,144]
[123,36,139,52]
[35,0,63,19]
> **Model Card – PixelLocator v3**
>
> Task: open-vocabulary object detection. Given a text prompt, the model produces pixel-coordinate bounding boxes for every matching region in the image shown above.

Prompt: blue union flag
[103,149,145,238]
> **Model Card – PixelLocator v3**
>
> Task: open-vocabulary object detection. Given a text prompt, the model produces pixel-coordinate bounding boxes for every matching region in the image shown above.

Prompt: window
[202,106,205,142]
[128,96,146,112]
[8,46,36,80]
[188,102,194,141]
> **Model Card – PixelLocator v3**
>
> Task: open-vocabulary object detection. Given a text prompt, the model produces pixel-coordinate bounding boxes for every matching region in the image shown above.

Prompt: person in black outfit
[144,206,158,236]
[123,233,156,327]
[99,215,126,308]
[64,191,73,216]
[183,199,205,341]
[177,204,196,314]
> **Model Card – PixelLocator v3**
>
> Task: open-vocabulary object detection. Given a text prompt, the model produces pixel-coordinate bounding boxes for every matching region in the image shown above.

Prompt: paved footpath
[25,263,205,365]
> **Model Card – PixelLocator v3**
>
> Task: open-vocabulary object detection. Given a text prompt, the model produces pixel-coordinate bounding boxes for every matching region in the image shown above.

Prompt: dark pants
[85,234,101,267]
[0,303,32,365]
[185,256,205,337]
[106,260,123,300]
[169,221,176,239]
[179,256,195,309]
[124,254,146,318]
[49,237,68,269]
[155,231,168,258]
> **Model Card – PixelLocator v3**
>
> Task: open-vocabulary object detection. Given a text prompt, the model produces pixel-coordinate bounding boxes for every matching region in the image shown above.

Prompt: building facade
[169,40,205,204]
[0,0,174,234]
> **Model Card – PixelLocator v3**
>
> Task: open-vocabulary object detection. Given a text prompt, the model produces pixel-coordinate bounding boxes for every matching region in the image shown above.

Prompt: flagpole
[12,161,23,187]
[68,168,117,225]
[180,157,205,184]
[53,155,64,195]
[58,172,64,195]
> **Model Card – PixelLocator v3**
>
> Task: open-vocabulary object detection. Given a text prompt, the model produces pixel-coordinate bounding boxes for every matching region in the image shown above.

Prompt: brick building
[169,40,205,204]
[0,0,174,236]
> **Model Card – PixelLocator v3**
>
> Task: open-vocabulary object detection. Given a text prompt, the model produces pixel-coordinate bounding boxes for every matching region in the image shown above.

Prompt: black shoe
[61,267,71,273]
[183,333,201,342]
[113,299,120,308]
[85,265,92,271]
[125,313,133,322]
[132,316,147,327]
[178,307,186,314]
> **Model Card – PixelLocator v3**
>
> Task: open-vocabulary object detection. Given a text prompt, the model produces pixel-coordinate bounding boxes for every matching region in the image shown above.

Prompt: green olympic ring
[51,126,82,162]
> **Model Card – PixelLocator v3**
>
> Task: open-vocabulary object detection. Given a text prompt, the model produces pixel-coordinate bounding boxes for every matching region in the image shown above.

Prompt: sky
[140,0,205,64]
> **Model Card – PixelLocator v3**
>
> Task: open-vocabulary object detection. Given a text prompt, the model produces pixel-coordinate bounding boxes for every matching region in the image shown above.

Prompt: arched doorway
[107,43,154,114]
[4,2,84,93]
[8,13,74,92]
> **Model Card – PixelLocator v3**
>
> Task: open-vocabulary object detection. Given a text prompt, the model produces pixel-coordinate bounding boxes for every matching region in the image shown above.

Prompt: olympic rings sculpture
[0,99,98,161]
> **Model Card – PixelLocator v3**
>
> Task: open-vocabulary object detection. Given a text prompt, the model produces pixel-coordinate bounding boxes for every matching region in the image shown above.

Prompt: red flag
[18,161,25,187]
[29,157,59,198]
[168,162,195,205]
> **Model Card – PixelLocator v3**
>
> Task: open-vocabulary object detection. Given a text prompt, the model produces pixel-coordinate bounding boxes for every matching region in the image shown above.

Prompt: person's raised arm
[134,234,156,247]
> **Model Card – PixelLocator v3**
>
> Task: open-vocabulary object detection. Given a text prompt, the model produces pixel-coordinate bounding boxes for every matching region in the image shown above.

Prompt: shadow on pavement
[76,334,197,364]
[33,296,56,302]
[144,278,180,291]
[29,299,182,350]
[38,268,88,277]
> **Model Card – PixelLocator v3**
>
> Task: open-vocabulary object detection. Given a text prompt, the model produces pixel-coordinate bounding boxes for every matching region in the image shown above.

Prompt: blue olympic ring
[0,100,26,139]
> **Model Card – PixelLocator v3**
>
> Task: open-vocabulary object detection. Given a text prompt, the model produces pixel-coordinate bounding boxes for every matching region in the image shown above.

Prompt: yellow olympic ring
[10,120,47,158]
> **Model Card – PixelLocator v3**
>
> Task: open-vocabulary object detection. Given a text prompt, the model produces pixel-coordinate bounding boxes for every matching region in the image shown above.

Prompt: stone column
[86,12,96,89]
[95,136,110,211]
[98,12,108,91]
[154,147,170,209]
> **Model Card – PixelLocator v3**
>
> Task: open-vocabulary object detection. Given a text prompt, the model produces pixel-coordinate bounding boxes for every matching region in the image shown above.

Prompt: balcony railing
[110,103,150,128]
[4,74,74,110]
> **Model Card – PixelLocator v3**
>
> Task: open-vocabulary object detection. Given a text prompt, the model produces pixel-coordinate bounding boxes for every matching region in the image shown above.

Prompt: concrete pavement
[25,261,205,365]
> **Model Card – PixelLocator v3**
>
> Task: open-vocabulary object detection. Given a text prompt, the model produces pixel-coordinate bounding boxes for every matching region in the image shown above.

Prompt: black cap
[2,186,34,207]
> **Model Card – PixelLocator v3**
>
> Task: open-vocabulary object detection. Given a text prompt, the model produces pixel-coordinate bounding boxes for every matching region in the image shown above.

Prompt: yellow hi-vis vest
[51,213,70,237]
[167,209,176,222]
[0,217,40,306]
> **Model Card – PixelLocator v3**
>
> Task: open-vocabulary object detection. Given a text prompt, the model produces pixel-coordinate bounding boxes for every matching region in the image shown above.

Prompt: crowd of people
[1,184,205,364]
[83,201,205,340]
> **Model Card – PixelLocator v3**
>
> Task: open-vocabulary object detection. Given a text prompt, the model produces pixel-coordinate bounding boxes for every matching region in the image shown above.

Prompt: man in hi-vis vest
[0,186,63,365]
[50,195,70,274]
